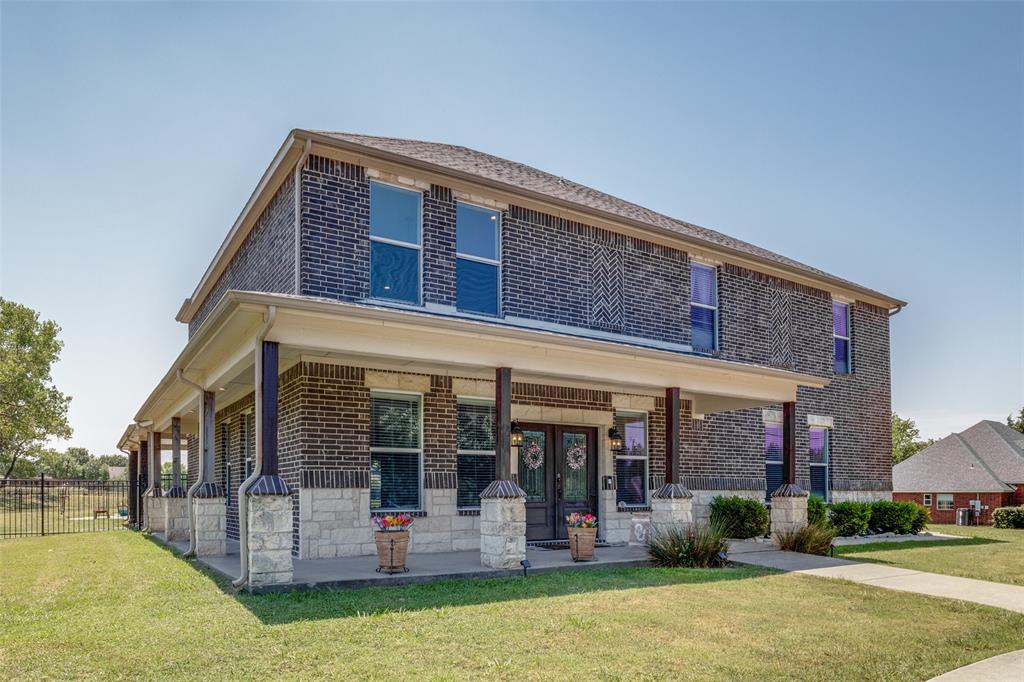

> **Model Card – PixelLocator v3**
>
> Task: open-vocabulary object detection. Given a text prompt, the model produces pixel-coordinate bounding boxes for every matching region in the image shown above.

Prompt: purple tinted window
[809,428,828,463]
[764,423,783,461]
[691,264,717,307]
[832,302,848,337]
[834,338,850,373]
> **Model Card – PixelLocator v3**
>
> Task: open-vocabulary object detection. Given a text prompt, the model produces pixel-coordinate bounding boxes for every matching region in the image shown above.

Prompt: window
[370,392,422,511]
[764,421,783,501]
[691,263,718,351]
[923,494,932,507]
[370,182,422,303]
[936,494,954,511]
[456,203,500,315]
[808,427,829,500]
[456,399,496,508]
[833,302,851,374]
[614,412,648,507]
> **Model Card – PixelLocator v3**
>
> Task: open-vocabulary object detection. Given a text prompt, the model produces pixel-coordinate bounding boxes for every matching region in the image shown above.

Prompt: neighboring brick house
[894,420,1024,524]
[118,130,904,588]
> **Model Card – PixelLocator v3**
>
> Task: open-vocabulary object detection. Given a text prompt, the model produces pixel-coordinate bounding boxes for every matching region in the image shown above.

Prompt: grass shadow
[835,536,1005,557]
[235,564,777,625]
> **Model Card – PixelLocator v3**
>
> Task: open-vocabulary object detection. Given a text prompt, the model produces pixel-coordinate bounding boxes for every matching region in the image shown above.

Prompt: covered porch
[127,291,824,590]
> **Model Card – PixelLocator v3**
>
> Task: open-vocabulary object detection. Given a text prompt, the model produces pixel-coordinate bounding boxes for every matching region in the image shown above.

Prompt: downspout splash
[233,305,277,588]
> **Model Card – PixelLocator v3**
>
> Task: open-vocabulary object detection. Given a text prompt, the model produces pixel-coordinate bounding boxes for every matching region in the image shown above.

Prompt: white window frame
[833,301,851,374]
[614,410,649,508]
[368,180,423,305]
[923,494,932,507]
[455,397,496,510]
[808,426,830,501]
[455,201,502,317]
[369,389,424,512]
[690,262,719,351]
[936,494,954,511]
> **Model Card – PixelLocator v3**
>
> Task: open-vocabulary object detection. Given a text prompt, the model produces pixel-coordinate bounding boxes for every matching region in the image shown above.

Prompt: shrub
[868,500,925,534]
[807,495,828,528]
[992,506,1024,529]
[709,495,769,539]
[776,523,837,555]
[647,523,729,568]
[829,501,871,536]
[910,503,930,533]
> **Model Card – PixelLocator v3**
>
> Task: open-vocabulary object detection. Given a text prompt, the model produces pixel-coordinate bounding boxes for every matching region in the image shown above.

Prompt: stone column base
[479,481,527,569]
[650,483,694,538]
[163,497,189,542]
[193,497,227,557]
[246,494,293,588]
[145,496,167,533]
[771,484,809,536]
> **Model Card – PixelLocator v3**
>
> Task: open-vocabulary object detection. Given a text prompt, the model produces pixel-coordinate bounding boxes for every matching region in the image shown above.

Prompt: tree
[1007,407,1024,434]
[0,299,72,479]
[892,412,934,464]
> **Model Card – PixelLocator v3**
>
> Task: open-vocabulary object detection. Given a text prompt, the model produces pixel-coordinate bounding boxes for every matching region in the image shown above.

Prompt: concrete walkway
[929,649,1024,681]
[729,540,1024,614]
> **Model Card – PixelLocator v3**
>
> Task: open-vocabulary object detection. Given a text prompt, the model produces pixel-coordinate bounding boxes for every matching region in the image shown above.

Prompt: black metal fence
[0,477,130,538]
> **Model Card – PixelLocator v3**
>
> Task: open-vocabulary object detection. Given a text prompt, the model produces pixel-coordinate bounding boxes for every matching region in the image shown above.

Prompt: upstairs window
[690,263,718,351]
[370,182,422,304]
[764,421,783,501]
[456,399,496,508]
[833,302,851,374]
[370,392,422,511]
[614,412,648,507]
[456,203,500,316]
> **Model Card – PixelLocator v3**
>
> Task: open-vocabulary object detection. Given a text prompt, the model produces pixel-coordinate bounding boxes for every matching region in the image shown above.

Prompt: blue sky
[2,2,1021,455]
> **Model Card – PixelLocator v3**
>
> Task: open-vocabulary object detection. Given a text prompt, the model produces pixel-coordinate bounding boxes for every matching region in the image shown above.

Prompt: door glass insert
[519,430,547,502]
[561,432,588,503]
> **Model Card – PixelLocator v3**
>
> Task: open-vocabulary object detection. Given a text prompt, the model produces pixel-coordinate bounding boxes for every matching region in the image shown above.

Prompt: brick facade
[189,174,296,336]
[894,491,1010,525]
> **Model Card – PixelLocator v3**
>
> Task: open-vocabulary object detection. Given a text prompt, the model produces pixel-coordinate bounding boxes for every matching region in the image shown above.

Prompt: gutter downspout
[176,369,206,558]
[888,304,905,317]
[233,305,277,588]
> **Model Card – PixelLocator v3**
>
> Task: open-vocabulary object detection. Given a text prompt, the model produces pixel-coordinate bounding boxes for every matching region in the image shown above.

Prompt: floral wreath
[522,442,544,470]
[566,443,587,470]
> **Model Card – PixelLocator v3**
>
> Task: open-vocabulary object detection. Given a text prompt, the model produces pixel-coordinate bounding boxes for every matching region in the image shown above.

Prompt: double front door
[517,424,598,541]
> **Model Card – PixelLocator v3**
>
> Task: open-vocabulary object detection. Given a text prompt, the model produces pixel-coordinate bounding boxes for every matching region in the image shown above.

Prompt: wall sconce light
[607,426,624,451]
[510,420,524,447]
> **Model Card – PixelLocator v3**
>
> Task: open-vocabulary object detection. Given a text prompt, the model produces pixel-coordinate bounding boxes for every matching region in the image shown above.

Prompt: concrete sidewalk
[929,649,1024,681]
[729,540,1024,614]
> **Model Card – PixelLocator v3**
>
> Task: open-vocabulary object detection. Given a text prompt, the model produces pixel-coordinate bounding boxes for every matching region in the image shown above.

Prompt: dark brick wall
[187,434,199,487]
[423,186,457,307]
[189,174,296,336]
[300,157,370,302]
[424,376,457,488]
[213,394,254,541]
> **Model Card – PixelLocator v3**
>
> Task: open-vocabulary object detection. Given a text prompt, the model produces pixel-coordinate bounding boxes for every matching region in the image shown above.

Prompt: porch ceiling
[124,291,828,446]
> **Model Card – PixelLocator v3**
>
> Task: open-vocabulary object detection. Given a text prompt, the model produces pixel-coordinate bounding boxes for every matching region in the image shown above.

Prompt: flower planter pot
[375,530,410,574]
[568,526,597,562]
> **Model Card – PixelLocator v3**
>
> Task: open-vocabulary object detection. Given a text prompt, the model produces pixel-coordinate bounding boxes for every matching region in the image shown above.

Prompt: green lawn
[2,533,1023,680]
[834,524,1024,587]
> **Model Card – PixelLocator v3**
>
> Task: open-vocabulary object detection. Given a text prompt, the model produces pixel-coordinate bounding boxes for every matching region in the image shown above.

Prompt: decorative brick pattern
[190,174,296,336]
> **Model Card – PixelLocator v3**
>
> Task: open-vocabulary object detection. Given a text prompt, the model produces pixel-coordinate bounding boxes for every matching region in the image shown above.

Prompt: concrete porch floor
[152,533,651,592]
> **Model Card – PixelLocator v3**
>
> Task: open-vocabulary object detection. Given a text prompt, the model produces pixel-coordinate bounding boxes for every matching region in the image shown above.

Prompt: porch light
[607,427,624,451]
[510,420,524,448]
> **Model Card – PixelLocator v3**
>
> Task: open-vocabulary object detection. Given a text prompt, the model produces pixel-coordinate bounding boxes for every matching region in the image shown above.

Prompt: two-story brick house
[119,130,904,588]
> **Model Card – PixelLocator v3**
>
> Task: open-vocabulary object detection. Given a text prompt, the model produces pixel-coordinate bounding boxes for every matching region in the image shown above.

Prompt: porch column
[138,438,148,529]
[127,449,139,527]
[245,340,292,587]
[163,417,189,541]
[479,367,527,569]
[770,400,808,535]
[650,387,693,537]
[146,432,166,533]
[193,390,226,557]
